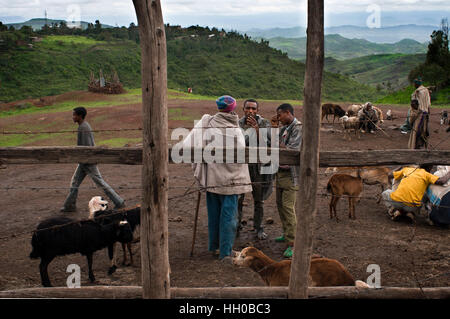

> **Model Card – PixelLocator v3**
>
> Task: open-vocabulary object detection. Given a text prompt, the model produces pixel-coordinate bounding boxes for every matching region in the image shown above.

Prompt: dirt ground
[0,95,449,291]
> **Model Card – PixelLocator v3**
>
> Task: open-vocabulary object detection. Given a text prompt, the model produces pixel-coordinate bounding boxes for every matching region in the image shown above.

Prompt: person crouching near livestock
[60,107,125,212]
[382,164,450,221]
[270,103,302,258]
[358,102,378,134]
[237,99,273,240]
[182,95,252,263]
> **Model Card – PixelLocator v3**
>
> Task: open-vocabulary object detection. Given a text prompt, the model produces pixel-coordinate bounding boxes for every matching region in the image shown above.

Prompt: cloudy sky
[1,0,449,29]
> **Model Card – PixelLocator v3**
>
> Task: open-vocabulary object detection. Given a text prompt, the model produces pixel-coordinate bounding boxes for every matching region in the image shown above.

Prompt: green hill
[267,34,427,60]
[0,28,381,103]
[324,53,426,90]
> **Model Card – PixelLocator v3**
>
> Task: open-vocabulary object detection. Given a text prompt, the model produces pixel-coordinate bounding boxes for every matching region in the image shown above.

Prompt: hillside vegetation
[380,20,450,106]
[0,25,381,103]
[377,85,450,106]
[267,34,427,60]
[325,54,426,90]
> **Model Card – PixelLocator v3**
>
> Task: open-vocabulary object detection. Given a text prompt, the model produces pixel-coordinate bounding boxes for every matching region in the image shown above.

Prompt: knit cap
[216,95,237,112]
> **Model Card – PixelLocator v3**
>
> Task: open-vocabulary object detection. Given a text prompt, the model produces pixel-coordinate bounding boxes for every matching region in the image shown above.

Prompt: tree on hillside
[0,22,8,32]
[20,25,33,35]
[409,18,450,88]
[426,19,448,65]
[95,20,102,33]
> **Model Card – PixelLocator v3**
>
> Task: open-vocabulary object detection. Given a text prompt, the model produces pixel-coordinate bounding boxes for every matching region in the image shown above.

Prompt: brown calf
[233,247,369,287]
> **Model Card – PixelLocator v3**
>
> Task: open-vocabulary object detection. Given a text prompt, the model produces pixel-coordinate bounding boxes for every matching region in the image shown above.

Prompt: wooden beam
[1,286,449,299]
[0,146,143,165]
[1,147,450,166]
[289,0,324,299]
[133,0,170,299]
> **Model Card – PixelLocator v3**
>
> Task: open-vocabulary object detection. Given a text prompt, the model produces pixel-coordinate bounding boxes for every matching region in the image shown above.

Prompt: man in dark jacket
[60,107,125,212]
[237,99,273,240]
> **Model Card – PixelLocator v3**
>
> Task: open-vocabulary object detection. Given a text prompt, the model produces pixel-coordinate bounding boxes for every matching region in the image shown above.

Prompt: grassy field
[0,89,142,118]
[0,87,305,147]
[325,54,426,90]
[377,85,450,107]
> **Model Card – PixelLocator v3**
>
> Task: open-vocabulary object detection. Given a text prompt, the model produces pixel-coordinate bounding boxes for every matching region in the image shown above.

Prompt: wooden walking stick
[190,191,202,257]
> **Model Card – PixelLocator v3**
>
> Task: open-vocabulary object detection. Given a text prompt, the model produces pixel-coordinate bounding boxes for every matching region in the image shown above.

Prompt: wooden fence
[1,147,450,166]
[1,0,449,299]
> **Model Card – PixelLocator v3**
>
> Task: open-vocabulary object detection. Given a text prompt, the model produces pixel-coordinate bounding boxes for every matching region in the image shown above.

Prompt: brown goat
[327,173,363,221]
[325,166,391,203]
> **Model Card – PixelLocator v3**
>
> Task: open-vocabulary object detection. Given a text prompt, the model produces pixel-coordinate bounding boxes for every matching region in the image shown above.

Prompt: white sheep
[88,196,108,219]
[346,104,363,116]
[339,115,361,140]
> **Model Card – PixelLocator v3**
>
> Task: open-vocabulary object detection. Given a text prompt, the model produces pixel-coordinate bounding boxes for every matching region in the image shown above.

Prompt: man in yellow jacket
[382,164,450,220]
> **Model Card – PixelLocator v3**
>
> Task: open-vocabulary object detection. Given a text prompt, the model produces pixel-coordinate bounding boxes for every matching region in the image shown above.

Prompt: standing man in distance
[410,77,431,148]
[61,107,125,212]
[237,99,273,240]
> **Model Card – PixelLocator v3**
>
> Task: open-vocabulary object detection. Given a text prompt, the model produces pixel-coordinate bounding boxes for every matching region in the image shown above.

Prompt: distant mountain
[244,24,437,44]
[325,24,436,44]
[244,26,306,39]
[5,18,114,31]
[267,34,427,60]
[324,53,426,90]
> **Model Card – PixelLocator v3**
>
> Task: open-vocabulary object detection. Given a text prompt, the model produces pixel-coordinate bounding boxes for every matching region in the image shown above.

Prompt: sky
[1,0,449,29]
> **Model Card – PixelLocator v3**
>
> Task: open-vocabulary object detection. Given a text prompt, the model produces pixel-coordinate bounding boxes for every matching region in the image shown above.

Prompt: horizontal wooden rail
[1,147,450,166]
[0,286,449,299]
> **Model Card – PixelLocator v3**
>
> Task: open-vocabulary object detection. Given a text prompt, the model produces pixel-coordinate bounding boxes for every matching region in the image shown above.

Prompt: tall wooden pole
[288,0,324,299]
[133,0,170,298]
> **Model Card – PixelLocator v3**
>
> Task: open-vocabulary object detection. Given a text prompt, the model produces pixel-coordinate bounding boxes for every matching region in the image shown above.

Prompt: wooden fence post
[133,0,170,299]
[289,0,324,298]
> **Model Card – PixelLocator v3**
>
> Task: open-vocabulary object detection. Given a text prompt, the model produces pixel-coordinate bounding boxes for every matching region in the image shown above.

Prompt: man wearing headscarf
[358,102,378,133]
[410,77,430,148]
[411,77,431,113]
[182,95,252,263]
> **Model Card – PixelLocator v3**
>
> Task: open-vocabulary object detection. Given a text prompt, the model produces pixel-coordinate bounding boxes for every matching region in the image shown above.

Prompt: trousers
[206,192,239,259]
[382,189,421,213]
[63,164,124,209]
[237,164,265,231]
[276,170,299,243]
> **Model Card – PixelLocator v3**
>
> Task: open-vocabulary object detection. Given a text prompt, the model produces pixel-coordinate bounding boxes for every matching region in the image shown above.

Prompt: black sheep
[30,216,133,287]
[93,206,140,266]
